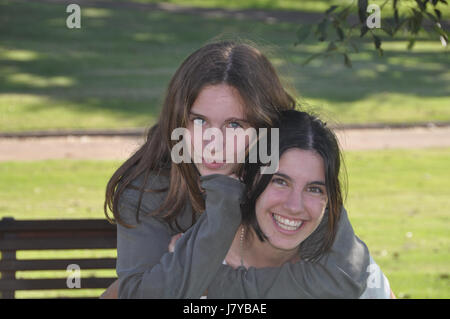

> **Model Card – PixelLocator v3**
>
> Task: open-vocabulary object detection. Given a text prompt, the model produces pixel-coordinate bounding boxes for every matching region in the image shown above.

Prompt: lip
[271,212,305,235]
[202,158,225,170]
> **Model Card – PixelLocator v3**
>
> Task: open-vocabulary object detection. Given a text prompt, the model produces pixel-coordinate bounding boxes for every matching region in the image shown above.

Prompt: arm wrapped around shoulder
[207,207,371,299]
[117,173,246,298]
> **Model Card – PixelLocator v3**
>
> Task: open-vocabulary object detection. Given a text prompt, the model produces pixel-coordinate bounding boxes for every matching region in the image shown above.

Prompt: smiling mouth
[271,213,304,232]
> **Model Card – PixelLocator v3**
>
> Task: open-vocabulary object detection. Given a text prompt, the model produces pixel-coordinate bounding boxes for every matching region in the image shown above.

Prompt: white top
[359,256,392,299]
[201,256,391,299]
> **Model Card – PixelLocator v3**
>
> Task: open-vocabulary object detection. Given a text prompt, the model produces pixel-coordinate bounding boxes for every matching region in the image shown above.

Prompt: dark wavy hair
[240,110,346,262]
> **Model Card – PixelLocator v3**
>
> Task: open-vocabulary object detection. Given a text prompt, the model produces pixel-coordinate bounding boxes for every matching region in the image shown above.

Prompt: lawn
[105,0,450,16]
[0,148,449,298]
[0,0,449,132]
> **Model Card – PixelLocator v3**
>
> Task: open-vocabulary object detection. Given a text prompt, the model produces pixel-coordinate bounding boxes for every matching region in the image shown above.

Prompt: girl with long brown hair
[103,40,371,298]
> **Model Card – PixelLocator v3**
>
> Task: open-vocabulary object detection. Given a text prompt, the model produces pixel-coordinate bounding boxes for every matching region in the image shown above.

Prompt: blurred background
[0,0,449,298]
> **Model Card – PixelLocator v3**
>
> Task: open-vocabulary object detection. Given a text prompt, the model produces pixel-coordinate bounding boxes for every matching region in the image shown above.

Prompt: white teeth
[272,213,303,230]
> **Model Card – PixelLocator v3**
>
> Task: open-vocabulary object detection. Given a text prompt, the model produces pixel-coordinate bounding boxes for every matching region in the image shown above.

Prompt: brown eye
[272,178,287,186]
[307,186,324,194]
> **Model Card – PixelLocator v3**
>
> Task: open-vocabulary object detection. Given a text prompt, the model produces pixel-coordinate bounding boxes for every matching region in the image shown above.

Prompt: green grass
[0,160,121,219]
[0,0,449,132]
[106,0,338,13]
[108,0,450,16]
[343,148,450,299]
[0,148,449,298]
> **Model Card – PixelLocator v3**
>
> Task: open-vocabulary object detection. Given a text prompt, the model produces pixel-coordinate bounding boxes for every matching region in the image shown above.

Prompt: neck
[242,226,299,268]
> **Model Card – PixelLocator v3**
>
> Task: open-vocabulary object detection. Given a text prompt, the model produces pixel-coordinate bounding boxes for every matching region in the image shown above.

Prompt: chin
[197,164,233,176]
[270,240,302,252]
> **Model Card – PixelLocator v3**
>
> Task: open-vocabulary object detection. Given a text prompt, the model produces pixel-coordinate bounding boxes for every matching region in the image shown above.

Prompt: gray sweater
[116,173,371,298]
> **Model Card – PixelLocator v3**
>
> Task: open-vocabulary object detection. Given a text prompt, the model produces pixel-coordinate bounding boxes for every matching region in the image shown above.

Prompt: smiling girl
[104,40,372,298]
[198,110,393,298]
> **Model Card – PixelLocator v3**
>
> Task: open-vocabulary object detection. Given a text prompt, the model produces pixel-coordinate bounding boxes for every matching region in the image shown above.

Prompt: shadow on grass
[0,0,448,129]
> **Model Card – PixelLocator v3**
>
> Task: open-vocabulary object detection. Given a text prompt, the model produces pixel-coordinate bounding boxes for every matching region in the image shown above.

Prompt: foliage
[295,0,449,67]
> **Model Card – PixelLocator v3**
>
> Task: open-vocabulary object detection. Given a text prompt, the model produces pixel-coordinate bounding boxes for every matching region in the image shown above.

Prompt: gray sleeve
[116,173,244,299]
[207,208,371,299]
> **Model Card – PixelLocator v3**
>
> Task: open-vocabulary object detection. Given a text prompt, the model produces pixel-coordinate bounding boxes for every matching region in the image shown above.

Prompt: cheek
[224,132,250,162]
[255,188,284,221]
[186,126,209,159]
[305,197,327,223]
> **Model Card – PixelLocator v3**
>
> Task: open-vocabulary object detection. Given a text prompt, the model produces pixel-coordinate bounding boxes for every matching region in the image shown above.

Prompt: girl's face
[186,84,251,176]
[254,148,328,253]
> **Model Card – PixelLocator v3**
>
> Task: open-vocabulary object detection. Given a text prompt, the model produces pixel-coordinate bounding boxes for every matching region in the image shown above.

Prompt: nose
[202,126,226,160]
[282,190,306,217]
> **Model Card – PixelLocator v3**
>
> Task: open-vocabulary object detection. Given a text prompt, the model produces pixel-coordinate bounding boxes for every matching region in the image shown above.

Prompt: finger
[168,233,183,252]
[227,173,240,180]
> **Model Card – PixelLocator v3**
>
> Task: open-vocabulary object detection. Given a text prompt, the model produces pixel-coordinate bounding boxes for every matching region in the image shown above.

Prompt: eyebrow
[189,111,249,123]
[274,172,326,186]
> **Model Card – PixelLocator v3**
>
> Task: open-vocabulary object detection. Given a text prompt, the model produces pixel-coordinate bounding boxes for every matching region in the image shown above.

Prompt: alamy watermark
[367,4,381,29]
[170,125,280,174]
[366,263,382,289]
[66,264,81,288]
[66,4,81,29]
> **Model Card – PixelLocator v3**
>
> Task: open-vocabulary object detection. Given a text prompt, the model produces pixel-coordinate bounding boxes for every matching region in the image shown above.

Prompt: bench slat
[0,218,118,298]
[0,218,116,232]
[6,230,115,239]
[0,237,117,250]
[0,277,117,290]
[0,258,116,271]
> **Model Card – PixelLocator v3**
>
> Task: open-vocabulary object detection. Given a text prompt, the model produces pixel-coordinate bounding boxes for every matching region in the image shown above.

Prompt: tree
[295,0,448,67]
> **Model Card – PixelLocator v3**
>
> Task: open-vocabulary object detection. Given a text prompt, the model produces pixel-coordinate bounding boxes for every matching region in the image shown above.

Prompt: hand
[100,279,119,299]
[168,233,183,253]
[227,173,240,181]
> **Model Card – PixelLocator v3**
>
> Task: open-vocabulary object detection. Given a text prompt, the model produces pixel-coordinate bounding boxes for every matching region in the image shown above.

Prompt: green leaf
[337,6,351,21]
[415,0,426,11]
[316,19,329,41]
[296,24,313,44]
[425,11,438,22]
[360,25,369,37]
[301,52,324,66]
[433,24,449,40]
[325,5,339,15]
[434,9,442,20]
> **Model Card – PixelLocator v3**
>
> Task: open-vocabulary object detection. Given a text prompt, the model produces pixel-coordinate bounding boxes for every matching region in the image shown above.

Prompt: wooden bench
[0,217,117,299]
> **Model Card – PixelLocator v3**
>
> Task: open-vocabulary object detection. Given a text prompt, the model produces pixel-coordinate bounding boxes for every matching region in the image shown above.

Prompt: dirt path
[1,127,449,161]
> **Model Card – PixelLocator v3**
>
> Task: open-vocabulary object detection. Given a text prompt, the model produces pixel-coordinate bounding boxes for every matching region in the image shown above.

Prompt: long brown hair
[104,40,296,230]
